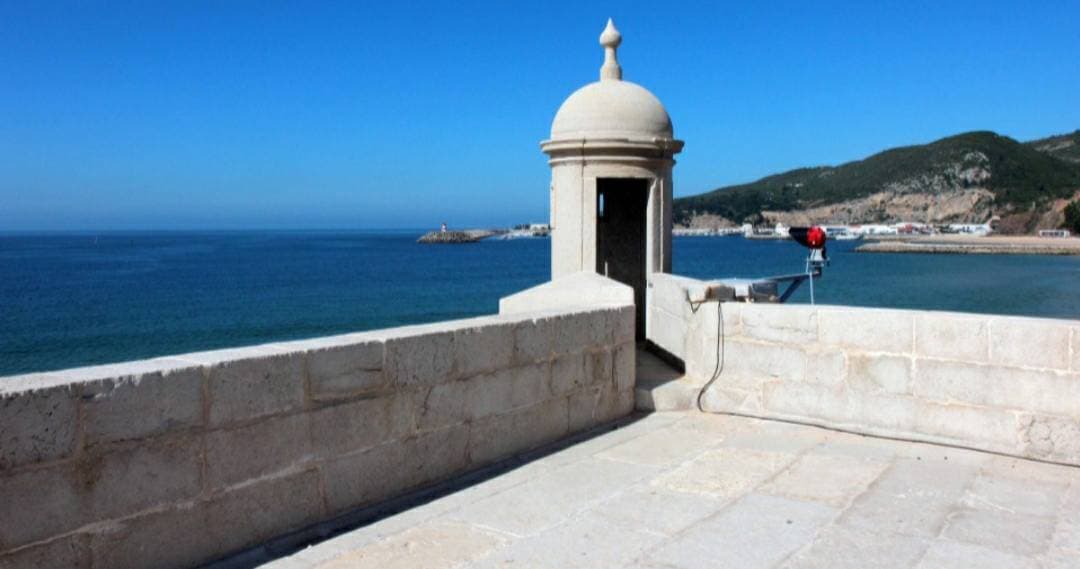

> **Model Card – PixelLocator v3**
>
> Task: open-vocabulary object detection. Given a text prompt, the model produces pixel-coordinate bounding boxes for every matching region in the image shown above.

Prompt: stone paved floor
[258,412,1080,569]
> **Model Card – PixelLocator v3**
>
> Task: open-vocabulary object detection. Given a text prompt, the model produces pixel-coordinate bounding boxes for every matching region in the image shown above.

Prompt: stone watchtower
[542,19,684,338]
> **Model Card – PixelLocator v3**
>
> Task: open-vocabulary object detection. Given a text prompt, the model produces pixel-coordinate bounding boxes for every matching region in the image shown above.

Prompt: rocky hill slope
[675,131,1080,233]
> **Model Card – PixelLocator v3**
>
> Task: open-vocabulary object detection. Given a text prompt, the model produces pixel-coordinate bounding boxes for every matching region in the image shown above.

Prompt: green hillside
[675,131,1080,225]
[1026,130,1080,164]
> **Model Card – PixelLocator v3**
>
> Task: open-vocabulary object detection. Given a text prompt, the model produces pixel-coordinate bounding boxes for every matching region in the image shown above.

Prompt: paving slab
[248,412,1078,569]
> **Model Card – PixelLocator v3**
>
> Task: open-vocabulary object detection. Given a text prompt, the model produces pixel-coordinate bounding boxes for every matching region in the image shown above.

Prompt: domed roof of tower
[550,19,674,141]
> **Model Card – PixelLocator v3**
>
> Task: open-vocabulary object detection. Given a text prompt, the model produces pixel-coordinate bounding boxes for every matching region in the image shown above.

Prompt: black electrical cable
[693,298,725,412]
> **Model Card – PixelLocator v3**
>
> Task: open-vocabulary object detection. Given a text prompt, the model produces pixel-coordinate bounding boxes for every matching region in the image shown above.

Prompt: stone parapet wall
[0,305,635,569]
[647,273,1080,465]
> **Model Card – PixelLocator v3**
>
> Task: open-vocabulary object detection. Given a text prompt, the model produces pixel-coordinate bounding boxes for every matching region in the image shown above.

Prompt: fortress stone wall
[648,273,1080,465]
[0,303,634,569]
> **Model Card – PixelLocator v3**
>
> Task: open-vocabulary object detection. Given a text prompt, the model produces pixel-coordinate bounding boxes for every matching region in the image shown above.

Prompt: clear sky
[2,1,1078,230]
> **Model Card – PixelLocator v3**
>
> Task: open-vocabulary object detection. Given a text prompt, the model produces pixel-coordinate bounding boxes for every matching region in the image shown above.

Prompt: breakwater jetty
[417,229,502,243]
[856,235,1080,255]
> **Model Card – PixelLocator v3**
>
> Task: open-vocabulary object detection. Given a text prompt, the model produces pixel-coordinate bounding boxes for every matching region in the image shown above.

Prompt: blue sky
[2,1,1078,230]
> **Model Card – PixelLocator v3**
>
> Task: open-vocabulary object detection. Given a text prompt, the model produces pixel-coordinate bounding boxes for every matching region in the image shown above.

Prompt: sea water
[2,231,1078,376]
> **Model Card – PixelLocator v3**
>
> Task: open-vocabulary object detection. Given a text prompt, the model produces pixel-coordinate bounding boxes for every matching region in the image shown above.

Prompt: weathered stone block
[0,384,78,470]
[1019,413,1080,464]
[722,339,806,386]
[613,342,635,392]
[206,413,311,490]
[762,382,916,433]
[307,340,385,402]
[915,313,989,361]
[82,366,203,447]
[820,308,913,354]
[847,354,911,394]
[551,311,599,355]
[460,364,548,422]
[415,380,468,432]
[455,322,514,379]
[384,330,456,388]
[741,304,818,344]
[470,399,568,467]
[805,349,846,386]
[914,359,1080,417]
[567,386,602,434]
[512,316,554,364]
[914,401,1018,450]
[204,469,323,557]
[647,306,688,361]
[990,318,1071,371]
[83,435,203,522]
[585,348,614,387]
[89,502,214,569]
[204,351,304,427]
[1,534,87,569]
[0,465,83,549]
[700,386,761,414]
[312,394,413,457]
[550,353,587,396]
[941,507,1056,556]
[609,306,636,346]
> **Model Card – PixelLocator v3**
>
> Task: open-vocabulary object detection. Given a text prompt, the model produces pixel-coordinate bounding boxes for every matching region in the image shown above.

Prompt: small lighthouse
[541,19,684,338]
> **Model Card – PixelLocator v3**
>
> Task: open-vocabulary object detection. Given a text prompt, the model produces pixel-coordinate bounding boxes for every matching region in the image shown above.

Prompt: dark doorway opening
[596,178,649,340]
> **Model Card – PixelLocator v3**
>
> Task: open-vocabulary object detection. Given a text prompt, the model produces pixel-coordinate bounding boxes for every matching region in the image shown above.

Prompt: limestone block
[3,537,89,569]
[913,401,1019,450]
[645,494,836,569]
[762,382,917,433]
[819,308,913,354]
[649,274,696,319]
[962,471,1068,518]
[322,441,408,515]
[1073,327,1079,372]
[840,459,978,537]
[941,507,1056,556]
[783,525,931,569]
[318,521,507,569]
[916,540,1038,569]
[647,306,687,361]
[915,313,989,362]
[613,342,635,392]
[990,317,1071,371]
[609,306,636,346]
[384,329,456,388]
[83,434,202,522]
[511,316,554,365]
[0,535,87,569]
[1018,414,1080,464]
[307,340,385,402]
[652,447,797,499]
[415,380,468,432]
[760,453,889,508]
[914,359,1080,417]
[313,394,413,457]
[203,350,304,428]
[721,339,806,386]
[805,349,846,386]
[740,304,818,344]
[206,413,311,490]
[0,465,82,548]
[463,363,548,421]
[89,502,216,569]
[847,354,912,395]
[454,322,514,379]
[204,469,324,557]
[567,386,602,434]
[551,311,600,355]
[470,398,568,467]
[550,353,587,396]
[82,365,203,447]
[585,348,614,388]
[0,384,77,470]
[686,299,741,340]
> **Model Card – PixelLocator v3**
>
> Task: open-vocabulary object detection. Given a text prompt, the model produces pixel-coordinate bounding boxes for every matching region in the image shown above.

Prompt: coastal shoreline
[856,235,1080,256]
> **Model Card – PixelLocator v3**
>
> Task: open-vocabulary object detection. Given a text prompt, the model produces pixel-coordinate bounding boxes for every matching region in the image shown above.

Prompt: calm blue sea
[2,231,1078,376]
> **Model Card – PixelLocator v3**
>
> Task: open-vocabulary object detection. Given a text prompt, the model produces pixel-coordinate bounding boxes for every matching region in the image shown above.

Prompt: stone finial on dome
[599,18,622,81]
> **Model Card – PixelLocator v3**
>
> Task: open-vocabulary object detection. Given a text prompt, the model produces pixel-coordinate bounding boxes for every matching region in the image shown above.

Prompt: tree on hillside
[1065,200,1080,233]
